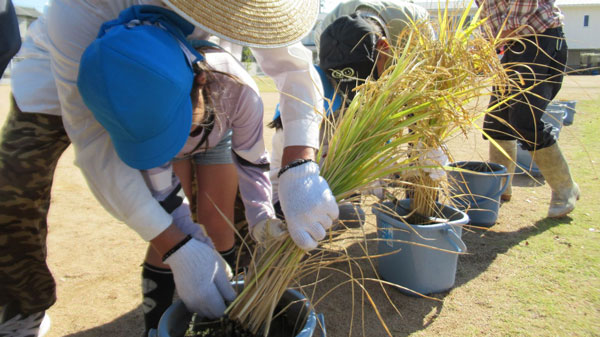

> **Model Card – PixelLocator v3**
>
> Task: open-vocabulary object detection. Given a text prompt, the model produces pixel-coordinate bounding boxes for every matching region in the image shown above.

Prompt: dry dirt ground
[0,76,597,337]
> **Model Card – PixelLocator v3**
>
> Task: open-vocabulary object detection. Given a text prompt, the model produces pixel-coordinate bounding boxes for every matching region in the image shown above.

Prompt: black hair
[188,45,250,149]
[267,115,283,130]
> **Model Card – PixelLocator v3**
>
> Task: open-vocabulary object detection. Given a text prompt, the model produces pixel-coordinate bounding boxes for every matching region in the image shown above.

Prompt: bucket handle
[318,313,327,337]
[486,172,510,201]
[445,228,467,253]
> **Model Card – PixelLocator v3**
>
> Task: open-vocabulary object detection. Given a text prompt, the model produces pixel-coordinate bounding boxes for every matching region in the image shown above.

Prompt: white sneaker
[0,311,50,337]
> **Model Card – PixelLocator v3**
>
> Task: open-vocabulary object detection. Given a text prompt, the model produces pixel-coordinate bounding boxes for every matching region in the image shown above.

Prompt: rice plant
[225,1,517,335]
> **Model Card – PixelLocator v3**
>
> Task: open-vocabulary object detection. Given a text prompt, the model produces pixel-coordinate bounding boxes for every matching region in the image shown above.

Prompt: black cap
[319,14,379,99]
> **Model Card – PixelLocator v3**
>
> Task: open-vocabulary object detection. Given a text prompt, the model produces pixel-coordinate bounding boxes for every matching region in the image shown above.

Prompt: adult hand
[278,161,339,250]
[251,218,287,243]
[164,238,236,319]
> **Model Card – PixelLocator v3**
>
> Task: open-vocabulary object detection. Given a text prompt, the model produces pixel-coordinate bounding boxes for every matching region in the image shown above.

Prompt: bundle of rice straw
[226,1,513,335]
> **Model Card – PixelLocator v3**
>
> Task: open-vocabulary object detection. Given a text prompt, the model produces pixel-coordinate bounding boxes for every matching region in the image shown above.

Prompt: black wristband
[162,235,193,262]
[277,159,315,178]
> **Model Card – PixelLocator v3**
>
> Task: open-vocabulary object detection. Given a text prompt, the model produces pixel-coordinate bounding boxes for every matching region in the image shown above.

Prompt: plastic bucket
[447,161,509,227]
[151,282,325,337]
[544,103,567,138]
[372,199,468,295]
[516,106,566,175]
[559,100,576,126]
[516,146,542,176]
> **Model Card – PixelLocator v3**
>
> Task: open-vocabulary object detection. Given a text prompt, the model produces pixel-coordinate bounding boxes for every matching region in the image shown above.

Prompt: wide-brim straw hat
[162,0,320,48]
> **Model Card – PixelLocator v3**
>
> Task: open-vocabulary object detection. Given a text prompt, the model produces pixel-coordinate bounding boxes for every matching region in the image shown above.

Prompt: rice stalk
[225,2,517,336]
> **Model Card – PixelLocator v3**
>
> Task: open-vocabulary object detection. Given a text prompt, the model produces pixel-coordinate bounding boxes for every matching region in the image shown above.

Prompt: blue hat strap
[99,5,205,67]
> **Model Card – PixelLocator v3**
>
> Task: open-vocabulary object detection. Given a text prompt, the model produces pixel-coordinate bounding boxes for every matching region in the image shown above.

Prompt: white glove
[419,146,449,181]
[251,218,287,243]
[278,161,339,251]
[164,238,236,319]
[171,202,214,248]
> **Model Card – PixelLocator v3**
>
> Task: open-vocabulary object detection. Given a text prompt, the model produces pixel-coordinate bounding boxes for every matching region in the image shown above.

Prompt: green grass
[431,94,600,336]
[246,77,600,336]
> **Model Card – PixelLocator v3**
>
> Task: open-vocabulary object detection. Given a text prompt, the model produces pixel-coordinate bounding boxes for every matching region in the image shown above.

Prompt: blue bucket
[151,282,325,337]
[448,161,509,227]
[544,103,567,138]
[516,106,566,175]
[373,199,468,295]
[559,100,576,126]
[516,146,542,176]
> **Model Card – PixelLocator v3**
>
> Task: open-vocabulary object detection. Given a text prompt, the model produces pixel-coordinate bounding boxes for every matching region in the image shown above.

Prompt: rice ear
[225,3,526,335]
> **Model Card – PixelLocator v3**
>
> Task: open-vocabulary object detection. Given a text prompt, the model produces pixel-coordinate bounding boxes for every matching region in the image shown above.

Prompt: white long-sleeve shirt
[44,0,323,241]
[10,8,60,115]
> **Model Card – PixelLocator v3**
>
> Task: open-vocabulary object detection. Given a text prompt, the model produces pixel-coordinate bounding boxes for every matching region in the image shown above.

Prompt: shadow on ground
[64,306,144,337]
[302,193,573,337]
[512,171,545,187]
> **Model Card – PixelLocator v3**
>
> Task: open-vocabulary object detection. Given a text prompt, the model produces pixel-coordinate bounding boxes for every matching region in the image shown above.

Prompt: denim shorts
[175,130,233,165]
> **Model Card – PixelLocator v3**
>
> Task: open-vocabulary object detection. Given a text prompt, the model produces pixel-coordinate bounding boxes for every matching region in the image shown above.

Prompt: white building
[316,1,600,71]
[556,0,600,69]
[416,0,600,70]
[15,6,41,39]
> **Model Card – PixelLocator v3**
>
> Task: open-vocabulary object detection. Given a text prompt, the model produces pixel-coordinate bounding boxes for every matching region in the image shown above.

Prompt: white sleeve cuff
[282,118,321,149]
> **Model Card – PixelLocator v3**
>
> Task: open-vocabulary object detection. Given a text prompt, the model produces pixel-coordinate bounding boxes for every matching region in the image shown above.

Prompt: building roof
[15,6,42,19]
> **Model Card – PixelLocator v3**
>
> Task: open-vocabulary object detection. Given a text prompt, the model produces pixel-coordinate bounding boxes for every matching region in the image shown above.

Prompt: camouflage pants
[0,96,70,315]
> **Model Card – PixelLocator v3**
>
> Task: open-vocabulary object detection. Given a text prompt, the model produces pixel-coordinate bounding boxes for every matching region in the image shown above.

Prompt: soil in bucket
[388,198,445,226]
[184,302,308,337]
[185,314,294,337]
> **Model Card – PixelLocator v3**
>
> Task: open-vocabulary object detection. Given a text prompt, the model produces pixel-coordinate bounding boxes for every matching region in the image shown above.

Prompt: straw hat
[162,0,320,48]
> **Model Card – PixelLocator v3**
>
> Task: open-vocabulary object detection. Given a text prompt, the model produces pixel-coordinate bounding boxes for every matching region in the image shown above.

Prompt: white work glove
[251,218,287,243]
[278,161,339,251]
[419,145,449,181]
[171,202,214,248]
[164,238,237,319]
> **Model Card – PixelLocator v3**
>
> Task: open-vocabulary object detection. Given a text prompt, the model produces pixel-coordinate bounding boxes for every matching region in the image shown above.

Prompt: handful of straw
[226,1,511,335]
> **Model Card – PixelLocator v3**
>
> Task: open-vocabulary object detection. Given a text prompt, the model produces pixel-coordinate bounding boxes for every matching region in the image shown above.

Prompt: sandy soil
[0,75,597,337]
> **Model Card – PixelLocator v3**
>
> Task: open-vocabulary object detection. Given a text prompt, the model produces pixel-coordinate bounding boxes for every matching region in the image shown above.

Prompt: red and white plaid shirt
[476,0,563,36]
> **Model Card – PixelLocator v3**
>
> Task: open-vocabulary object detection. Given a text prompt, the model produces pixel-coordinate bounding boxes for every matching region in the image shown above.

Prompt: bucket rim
[156,281,319,337]
[372,199,469,230]
[448,161,507,175]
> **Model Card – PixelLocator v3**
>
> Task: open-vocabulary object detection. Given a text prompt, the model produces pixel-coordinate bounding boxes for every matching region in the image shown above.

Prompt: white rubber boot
[489,140,516,201]
[531,143,580,218]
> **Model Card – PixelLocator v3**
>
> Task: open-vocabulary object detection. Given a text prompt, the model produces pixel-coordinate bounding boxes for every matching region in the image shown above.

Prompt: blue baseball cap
[78,7,200,170]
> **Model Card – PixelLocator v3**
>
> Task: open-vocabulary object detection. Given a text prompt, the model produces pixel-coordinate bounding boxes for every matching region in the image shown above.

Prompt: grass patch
[440,94,600,336]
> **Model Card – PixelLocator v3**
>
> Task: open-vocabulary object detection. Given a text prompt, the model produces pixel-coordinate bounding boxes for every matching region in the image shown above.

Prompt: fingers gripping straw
[278,160,339,251]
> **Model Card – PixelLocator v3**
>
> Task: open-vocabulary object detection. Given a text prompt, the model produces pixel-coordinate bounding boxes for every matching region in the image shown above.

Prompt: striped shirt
[476,0,563,36]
